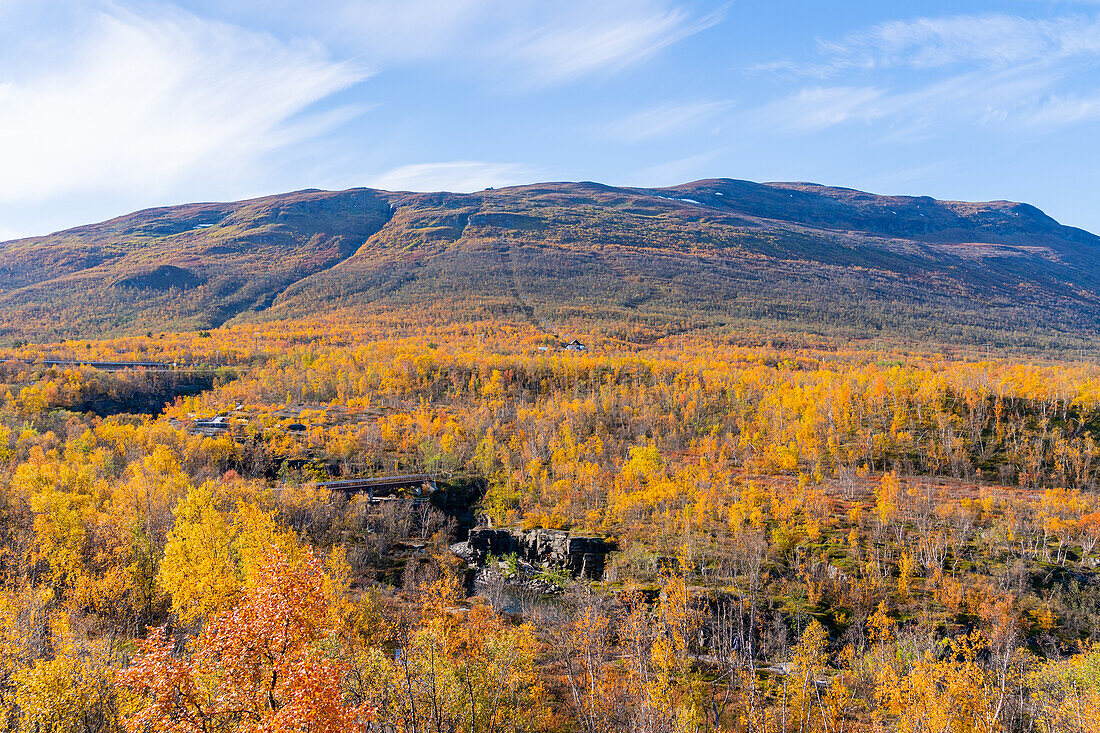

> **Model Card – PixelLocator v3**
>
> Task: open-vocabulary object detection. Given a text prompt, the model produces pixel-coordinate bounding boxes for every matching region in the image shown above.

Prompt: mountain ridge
[2,178,1099,351]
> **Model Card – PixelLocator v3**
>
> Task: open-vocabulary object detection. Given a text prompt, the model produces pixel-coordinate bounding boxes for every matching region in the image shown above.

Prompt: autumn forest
[0,308,1096,733]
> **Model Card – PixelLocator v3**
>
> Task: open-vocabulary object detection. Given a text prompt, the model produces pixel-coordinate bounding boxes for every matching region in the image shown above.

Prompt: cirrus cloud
[494,3,725,87]
[758,12,1100,77]
[751,12,1100,136]
[0,3,368,205]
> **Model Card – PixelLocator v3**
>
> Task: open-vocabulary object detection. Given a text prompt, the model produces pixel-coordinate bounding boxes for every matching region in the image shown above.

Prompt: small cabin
[564,339,586,352]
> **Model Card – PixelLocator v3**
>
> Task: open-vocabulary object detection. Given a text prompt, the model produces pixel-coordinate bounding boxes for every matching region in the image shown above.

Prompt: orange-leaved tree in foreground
[118,548,368,733]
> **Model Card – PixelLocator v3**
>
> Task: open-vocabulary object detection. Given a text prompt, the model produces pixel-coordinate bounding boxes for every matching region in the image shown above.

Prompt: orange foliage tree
[119,549,368,733]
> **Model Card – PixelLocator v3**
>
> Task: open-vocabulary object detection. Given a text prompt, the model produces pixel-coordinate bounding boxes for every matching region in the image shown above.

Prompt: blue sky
[3,0,1100,238]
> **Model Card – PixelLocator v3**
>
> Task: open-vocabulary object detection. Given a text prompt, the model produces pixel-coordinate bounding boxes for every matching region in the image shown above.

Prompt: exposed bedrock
[462,527,616,579]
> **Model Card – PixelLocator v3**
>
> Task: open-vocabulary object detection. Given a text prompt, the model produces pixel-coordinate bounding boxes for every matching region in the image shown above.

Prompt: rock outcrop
[463,527,616,579]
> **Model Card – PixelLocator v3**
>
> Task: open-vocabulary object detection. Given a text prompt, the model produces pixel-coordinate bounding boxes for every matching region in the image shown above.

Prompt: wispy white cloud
[0,4,368,204]
[760,13,1100,77]
[367,161,536,192]
[270,0,494,63]
[1023,92,1100,126]
[177,0,489,59]
[760,64,1065,133]
[605,99,733,141]
[191,0,720,87]
[752,12,1100,137]
[495,3,725,87]
[758,86,885,131]
[821,13,1100,71]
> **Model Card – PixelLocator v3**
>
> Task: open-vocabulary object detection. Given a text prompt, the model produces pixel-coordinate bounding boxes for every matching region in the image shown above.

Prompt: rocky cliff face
[463,527,616,579]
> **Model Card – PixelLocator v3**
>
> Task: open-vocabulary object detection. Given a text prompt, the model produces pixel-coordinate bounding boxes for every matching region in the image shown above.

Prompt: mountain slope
[0,189,393,336]
[2,179,1099,349]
